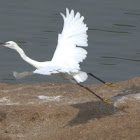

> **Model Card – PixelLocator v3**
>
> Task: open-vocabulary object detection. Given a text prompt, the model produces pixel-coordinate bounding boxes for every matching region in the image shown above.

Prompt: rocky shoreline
[0,78,140,140]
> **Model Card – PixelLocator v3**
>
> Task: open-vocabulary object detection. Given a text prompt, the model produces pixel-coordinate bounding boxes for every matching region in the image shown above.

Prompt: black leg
[87,73,116,87]
[77,83,113,104]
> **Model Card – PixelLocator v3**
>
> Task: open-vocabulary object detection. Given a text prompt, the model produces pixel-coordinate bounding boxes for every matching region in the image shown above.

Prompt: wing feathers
[34,65,78,75]
[52,8,88,71]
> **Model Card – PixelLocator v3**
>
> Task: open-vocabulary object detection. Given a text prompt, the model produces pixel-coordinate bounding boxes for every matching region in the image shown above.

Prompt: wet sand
[0,78,140,140]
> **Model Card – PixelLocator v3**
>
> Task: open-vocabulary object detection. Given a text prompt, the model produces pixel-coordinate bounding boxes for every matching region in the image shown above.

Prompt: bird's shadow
[67,100,118,126]
[65,84,140,127]
[67,85,140,127]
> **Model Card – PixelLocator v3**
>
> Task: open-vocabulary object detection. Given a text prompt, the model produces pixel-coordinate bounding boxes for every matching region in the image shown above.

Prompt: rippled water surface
[0,0,140,84]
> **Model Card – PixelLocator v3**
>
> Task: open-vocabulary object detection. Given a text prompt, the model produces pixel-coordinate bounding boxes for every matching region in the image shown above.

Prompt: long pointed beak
[0,43,5,46]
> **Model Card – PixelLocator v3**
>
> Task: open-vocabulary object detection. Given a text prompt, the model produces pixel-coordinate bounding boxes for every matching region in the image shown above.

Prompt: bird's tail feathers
[73,71,88,83]
[13,71,33,79]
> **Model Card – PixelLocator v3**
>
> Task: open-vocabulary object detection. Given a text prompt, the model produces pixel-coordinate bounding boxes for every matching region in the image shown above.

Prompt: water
[0,0,140,84]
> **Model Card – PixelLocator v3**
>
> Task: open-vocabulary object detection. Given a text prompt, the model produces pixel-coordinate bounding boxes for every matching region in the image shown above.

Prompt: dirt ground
[0,78,140,140]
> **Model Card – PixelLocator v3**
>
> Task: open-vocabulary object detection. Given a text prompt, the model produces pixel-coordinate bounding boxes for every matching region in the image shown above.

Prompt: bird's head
[0,41,18,50]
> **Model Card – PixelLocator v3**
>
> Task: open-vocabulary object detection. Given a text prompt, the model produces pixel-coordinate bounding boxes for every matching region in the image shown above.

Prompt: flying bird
[0,8,115,104]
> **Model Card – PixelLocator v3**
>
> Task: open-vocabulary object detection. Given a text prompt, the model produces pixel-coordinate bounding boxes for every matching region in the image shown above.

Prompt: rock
[0,78,140,140]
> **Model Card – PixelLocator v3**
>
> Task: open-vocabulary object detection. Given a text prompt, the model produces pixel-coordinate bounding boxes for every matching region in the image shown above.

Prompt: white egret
[0,8,115,104]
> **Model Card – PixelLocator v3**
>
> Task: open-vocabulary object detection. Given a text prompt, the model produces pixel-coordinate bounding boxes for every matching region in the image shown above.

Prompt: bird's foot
[103,98,113,104]
[105,83,116,87]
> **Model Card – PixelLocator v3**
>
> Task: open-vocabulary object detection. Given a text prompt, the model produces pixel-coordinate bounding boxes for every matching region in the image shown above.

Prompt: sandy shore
[0,78,140,140]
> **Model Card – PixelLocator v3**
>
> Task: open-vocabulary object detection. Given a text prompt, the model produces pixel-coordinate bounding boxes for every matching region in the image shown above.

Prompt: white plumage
[1,8,115,104]
[34,8,88,83]
[1,8,88,83]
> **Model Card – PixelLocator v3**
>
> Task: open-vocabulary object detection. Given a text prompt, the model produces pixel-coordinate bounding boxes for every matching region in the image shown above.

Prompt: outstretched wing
[51,8,88,70]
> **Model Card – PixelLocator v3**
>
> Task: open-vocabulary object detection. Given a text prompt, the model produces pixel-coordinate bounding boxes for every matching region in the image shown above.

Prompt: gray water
[0,0,140,84]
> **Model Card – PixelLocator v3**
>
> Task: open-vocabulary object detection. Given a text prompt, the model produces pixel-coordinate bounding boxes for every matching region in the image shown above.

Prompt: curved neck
[14,45,41,69]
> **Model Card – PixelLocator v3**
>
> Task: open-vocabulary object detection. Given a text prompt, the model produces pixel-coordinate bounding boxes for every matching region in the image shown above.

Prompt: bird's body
[0,8,115,104]
[1,9,88,83]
